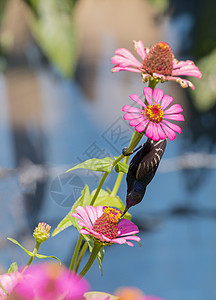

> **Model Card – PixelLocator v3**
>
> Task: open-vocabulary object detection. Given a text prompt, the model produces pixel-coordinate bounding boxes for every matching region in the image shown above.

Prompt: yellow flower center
[92,207,122,240]
[144,103,164,123]
[142,41,174,76]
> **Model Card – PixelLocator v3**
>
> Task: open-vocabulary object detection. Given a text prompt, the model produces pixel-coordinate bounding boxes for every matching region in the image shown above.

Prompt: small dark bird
[123,138,167,215]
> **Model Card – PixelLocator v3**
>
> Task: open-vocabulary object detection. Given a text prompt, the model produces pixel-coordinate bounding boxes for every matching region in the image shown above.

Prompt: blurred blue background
[0,1,216,300]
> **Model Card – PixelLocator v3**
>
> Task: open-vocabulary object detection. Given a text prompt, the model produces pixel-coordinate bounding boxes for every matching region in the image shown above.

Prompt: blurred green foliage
[0,0,78,77]
[189,49,216,112]
[25,0,78,77]
[149,0,169,13]
[190,0,216,111]
[0,0,8,72]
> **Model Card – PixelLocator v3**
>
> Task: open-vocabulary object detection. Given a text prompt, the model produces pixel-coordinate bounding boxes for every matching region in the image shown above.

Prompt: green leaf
[69,185,92,231]
[52,185,91,237]
[66,157,114,173]
[97,247,105,277]
[35,253,61,263]
[115,161,129,173]
[7,262,18,274]
[52,214,72,237]
[7,238,33,257]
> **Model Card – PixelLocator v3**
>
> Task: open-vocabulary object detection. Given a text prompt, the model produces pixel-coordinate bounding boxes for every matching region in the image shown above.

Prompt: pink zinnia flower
[0,272,22,299]
[122,87,184,141]
[72,206,140,246]
[111,40,202,89]
[11,263,89,300]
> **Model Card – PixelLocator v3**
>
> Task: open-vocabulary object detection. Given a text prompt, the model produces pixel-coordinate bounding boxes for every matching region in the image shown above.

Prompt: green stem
[90,172,109,206]
[149,79,158,91]
[110,130,144,197]
[69,234,83,271]
[75,241,88,272]
[22,242,40,273]
[79,243,102,277]
[110,155,129,197]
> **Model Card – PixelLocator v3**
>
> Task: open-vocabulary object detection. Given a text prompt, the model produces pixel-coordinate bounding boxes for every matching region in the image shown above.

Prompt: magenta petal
[123,112,142,121]
[143,87,153,105]
[114,48,143,68]
[172,60,202,78]
[112,237,127,245]
[73,207,91,226]
[124,235,141,242]
[163,120,182,134]
[129,115,146,126]
[122,105,144,113]
[145,122,154,139]
[125,241,134,247]
[118,219,139,236]
[129,94,145,107]
[164,113,184,121]
[173,59,194,68]
[160,123,176,141]
[151,123,160,141]
[166,76,195,90]
[111,55,134,66]
[133,40,146,60]
[95,206,104,219]
[156,123,166,140]
[153,88,164,104]
[160,94,173,110]
[85,206,98,224]
[135,119,149,132]
[164,103,183,114]
[80,228,91,235]
[111,66,141,73]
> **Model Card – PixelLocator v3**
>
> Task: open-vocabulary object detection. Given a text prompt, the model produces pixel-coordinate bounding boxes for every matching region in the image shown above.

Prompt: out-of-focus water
[0,48,216,300]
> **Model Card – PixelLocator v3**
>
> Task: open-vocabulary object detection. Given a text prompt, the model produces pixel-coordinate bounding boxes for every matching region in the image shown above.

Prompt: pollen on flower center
[142,41,174,76]
[144,104,164,123]
[92,207,122,240]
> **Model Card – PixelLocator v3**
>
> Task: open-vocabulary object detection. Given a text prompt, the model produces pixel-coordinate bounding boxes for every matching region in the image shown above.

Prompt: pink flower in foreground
[11,263,89,300]
[0,272,22,299]
[111,40,202,89]
[122,87,184,141]
[72,206,140,246]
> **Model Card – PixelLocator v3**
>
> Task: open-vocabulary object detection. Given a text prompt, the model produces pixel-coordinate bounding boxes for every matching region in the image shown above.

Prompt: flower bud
[33,222,51,244]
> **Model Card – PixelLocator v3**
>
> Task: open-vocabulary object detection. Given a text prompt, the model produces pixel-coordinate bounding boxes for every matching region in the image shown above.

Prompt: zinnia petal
[143,87,153,105]
[156,123,166,140]
[133,40,146,60]
[164,103,183,115]
[160,123,177,141]
[129,94,146,107]
[111,66,141,73]
[118,219,139,236]
[135,119,149,132]
[163,120,182,134]
[129,115,146,126]
[173,60,202,78]
[164,113,184,121]
[160,94,173,110]
[113,48,143,68]
[153,88,164,104]
[85,206,98,224]
[145,122,154,139]
[122,105,145,114]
